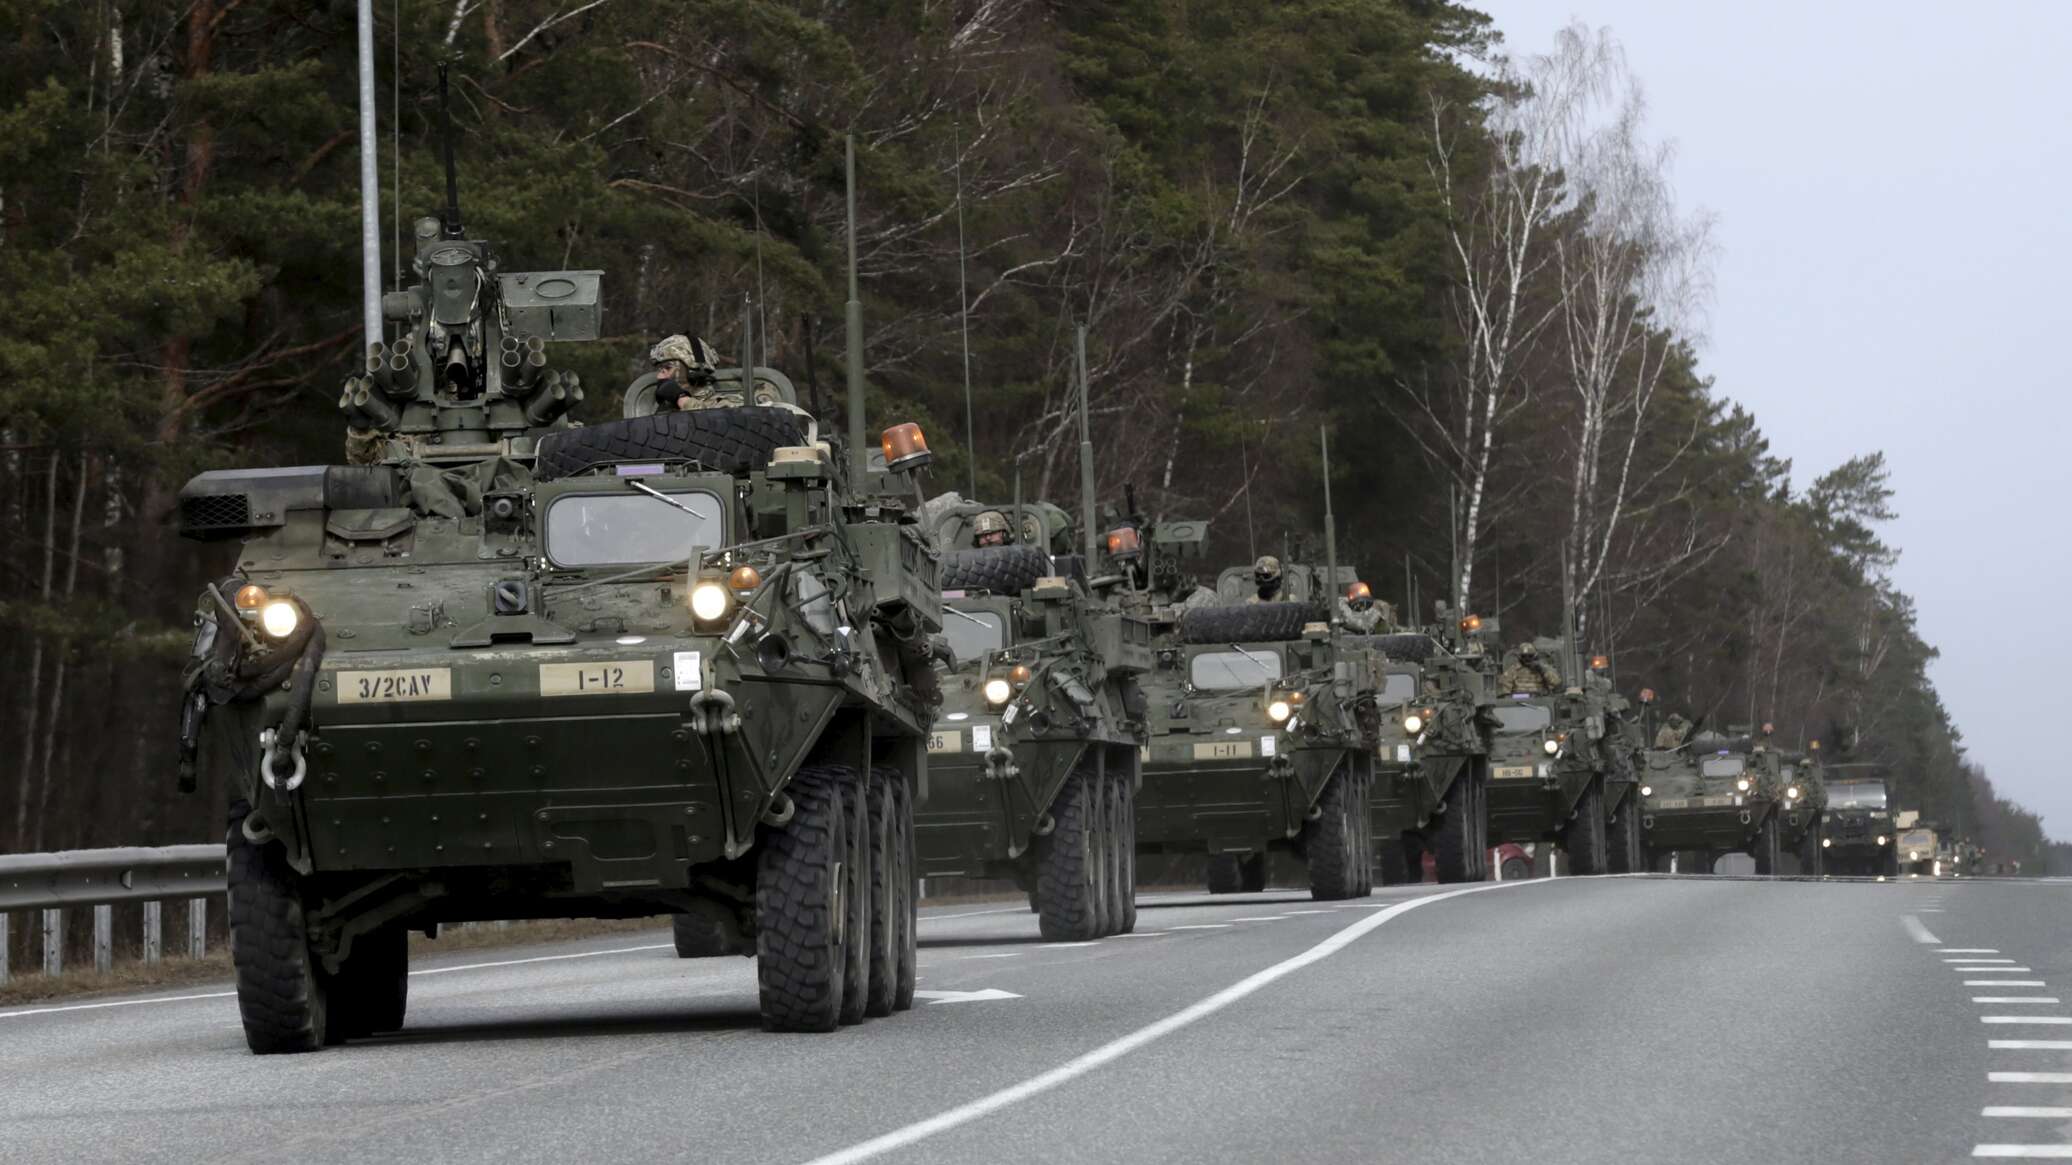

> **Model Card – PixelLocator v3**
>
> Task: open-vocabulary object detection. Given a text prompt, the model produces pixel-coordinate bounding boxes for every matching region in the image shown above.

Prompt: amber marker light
[1009,664,1033,689]
[1590,655,1609,671]
[881,423,932,472]
[1104,526,1142,558]
[234,584,268,612]
[1346,581,1373,603]
[1639,688,1656,705]
[728,565,762,592]
[1459,613,1482,633]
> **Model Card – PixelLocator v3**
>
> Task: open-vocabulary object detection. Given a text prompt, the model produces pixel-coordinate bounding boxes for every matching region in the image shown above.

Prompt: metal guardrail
[0,844,227,984]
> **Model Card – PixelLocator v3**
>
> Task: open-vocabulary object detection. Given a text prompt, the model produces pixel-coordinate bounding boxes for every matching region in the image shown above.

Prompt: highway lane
[1,875,2062,1163]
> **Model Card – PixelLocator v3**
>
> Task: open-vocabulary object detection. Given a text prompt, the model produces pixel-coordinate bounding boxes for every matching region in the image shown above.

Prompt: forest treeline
[0,0,2052,866]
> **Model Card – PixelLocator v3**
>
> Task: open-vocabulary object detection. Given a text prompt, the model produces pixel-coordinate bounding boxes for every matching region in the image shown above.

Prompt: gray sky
[1473,1,2072,838]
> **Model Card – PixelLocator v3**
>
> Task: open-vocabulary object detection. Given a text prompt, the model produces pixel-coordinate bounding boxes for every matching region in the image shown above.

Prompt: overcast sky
[1472,2,2072,839]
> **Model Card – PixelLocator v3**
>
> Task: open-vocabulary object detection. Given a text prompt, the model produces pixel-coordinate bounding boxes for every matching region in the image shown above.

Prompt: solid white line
[1971,982,2050,988]
[1946,949,2004,954]
[0,990,235,1020]
[410,943,672,977]
[1229,917,1290,922]
[1984,1017,2072,1025]
[1284,910,1334,915]
[1975,1146,2072,1158]
[796,880,1522,1165]
[1984,1108,2072,1119]
[1976,998,2062,1005]
[1991,1073,2072,1084]
[1168,924,1233,930]
[1952,959,2020,964]
[1041,942,1101,949]
[955,953,1022,960]
[1117,932,1169,938]
[1992,1042,2072,1050]
[1903,915,1942,943]
[920,906,1029,922]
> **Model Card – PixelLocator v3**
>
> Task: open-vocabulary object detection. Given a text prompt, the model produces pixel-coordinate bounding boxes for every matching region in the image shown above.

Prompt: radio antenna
[955,124,976,497]
[435,63,463,240]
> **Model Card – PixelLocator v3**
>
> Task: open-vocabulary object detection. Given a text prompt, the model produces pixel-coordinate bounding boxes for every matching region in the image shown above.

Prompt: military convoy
[1822,779,1900,876]
[1481,643,1645,876]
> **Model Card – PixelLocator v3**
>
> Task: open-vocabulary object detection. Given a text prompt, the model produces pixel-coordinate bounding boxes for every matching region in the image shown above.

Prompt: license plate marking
[539,660,656,696]
[1193,741,1253,760]
[928,729,962,753]
[1654,797,1690,809]
[336,668,452,704]
[1492,765,1534,780]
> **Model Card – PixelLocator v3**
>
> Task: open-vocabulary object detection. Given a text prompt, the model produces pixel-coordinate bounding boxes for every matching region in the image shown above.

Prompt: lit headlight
[1542,738,1559,756]
[690,581,732,622]
[260,599,301,640]
[1268,700,1292,723]
[1909,851,1920,861]
[1735,778,1751,793]
[1639,784,1653,797]
[1786,785,1801,799]
[1821,837,1831,848]
[1402,714,1424,735]
[983,678,1013,706]
[1876,835,1888,846]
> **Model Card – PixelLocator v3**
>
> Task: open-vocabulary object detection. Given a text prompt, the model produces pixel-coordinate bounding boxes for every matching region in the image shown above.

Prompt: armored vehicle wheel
[1751,814,1782,876]
[891,776,919,1012]
[863,768,901,1019]
[327,924,408,1041]
[756,766,851,1032]
[940,545,1053,594]
[532,406,806,480]
[1607,791,1644,874]
[1563,777,1609,876]
[1369,633,1436,663]
[837,774,875,1026]
[1177,601,1327,645]
[1350,771,1374,896]
[1089,772,1114,939]
[1376,835,1416,885]
[1239,852,1267,892]
[1207,854,1246,894]
[1304,767,1360,901]
[1798,825,1824,877]
[1109,769,1138,934]
[1432,764,1487,884]
[228,829,329,1054]
[1037,768,1103,941]
[672,911,735,959]
[1881,849,1901,878]
[1028,890,1041,913]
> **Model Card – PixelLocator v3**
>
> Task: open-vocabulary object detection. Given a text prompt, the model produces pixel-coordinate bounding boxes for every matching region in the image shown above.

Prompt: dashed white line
[1990,1073,2072,1084]
[1169,924,1233,930]
[0,991,235,1020]
[1976,998,2063,1005]
[1951,958,2020,964]
[411,943,673,977]
[1983,1108,2072,1119]
[1285,910,1334,915]
[1964,968,2037,975]
[1971,982,2050,988]
[1946,949,2004,954]
[1985,1017,2072,1025]
[1229,917,1290,922]
[1117,932,1169,938]
[1974,1146,2072,1158]
[956,953,1023,960]
[1992,1042,2072,1050]
[1903,915,1942,943]
[1922,909,1946,913]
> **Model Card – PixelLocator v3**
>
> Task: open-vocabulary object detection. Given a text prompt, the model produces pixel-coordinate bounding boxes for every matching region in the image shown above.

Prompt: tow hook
[1738,809,1752,826]
[982,746,1020,781]
[689,689,741,736]
[257,727,308,792]
[1265,756,1295,781]
[759,791,795,828]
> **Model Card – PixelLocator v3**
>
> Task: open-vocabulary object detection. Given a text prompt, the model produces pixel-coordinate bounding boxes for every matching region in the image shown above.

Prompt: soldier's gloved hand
[655,383,692,411]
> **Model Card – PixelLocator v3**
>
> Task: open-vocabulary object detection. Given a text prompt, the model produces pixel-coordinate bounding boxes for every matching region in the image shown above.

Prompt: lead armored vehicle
[1820,778,1898,876]
[175,114,938,1051]
[1637,729,1789,873]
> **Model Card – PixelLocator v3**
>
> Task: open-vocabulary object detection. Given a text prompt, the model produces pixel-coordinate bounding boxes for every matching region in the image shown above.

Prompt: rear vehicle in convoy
[1637,731,1788,873]
[1821,779,1899,876]
[1896,816,1941,877]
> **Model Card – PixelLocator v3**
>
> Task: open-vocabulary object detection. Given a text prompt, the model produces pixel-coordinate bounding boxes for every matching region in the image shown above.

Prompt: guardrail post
[143,902,162,965]
[188,899,207,959]
[42,908,63,975]
[94,905,112,973]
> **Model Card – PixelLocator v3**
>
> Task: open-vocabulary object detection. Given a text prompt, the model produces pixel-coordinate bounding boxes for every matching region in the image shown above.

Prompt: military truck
[175,117,938,1051]
[1896,816,1941,878]
[1636,730,1788,874]
[910,501,1150,940]
[1369,607,1499,884]
[1821,779,1899,876]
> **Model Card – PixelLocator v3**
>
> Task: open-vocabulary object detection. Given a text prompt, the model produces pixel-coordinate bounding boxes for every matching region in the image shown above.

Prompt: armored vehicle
[1369,608,1499,884]
[1636,730,1791,873]
[1820,779,1898,876]
[1480,644,1640,876]
[176,120,938,1051]
[911,503,1150,940]
[1771,741,1828,875]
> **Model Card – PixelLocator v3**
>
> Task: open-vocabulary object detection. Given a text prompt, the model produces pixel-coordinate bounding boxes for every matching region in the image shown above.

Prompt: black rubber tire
[940,545,1052,594]
[1607,788,1644,874]
[862,767,900,1019]
[1109,766,1138,934]
[1432,764,1485,883]
[228,831,328,1054]
[1563,776,1609,876]
[1239,852,1267,893]
[327,924,408,1040]
[1369,633,1436,663]
[1037,768,1102,940]
[1375,836,1414,886]
[837,774,874,1026]
[1207,854,1246,894]
[533,406,806,480]
[890,776,918,1012]
[1089,768,1113,939]
[1881,848,1901,878]
[1178,601,1326,645]
[671,913,735,959]
[1305,767,1359,901]
[1353,770,1375,896]
[756,766,850,1032]
[1751,813,1782,876]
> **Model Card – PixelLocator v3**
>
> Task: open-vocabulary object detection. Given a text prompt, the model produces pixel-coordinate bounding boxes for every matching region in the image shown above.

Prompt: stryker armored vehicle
[175,112,937,1051]
[911,496,1150,939]
[1820,778,1898,876]
[1369,606,1499,884]
[1637,729,1792,873]
[1479,641,1637,876]
[1771,739,1828,875]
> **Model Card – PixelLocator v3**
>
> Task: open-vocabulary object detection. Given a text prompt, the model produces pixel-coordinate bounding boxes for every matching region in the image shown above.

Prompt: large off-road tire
[1798,822,1824,877]
[1751,813,1782,876]
[1353,770,1375,895]
[757,766,851,1032]
[533,406,806,480]
[1432,763,1486,883]
[1376,836,1415,885]
[1239,852,1267,893]
[327,924,408,1041]
[1108,767,1138,934]
[862,767,901,1019]
[1177,601,1326,645]
[1304,766,1360,901]
[1037,768,1102,941]
[940,545,1052,594]
[837,774,874,1026]
[1563,776,1609,876]
[228,831,329,1054]
[1207,854,1246,894]
[1369,633,1437,663]
[672,909,741,959]
[1881,848,1901,878]
[890,776,918,1012]
[1088,770,1114,939]
[1607,788,1644,874]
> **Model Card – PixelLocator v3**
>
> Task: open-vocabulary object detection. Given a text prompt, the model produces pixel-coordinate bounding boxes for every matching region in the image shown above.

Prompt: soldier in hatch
[1654,712,1692,749]
[1498,641,1561,694]
[1245,555,1284,603]
[1337,582,1386,633]
[972,510,1012,548]
[648,334,739,411]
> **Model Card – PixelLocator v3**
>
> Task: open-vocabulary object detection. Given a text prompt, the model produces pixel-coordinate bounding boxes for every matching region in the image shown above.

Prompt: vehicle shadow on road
[1137,893,1321,910]
[358,1008,765,1047]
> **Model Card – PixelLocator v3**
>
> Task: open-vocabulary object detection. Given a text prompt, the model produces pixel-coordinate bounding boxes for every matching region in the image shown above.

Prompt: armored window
[1380,673,1418,704]
[1491,705,1552,734]
[1188,650,1282,691]
[1700,756,1746,778]
[943,608,1006,665]
[543,490,724,567]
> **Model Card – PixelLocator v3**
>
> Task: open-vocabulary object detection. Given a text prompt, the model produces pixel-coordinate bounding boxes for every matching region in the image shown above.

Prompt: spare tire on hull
[533,406,805,481]
[940,545,1052,594]
[1178,601,1325,645]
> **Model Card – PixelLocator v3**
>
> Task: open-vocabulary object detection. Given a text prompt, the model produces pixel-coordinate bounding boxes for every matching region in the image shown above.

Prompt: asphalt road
[4,874,2068,1163]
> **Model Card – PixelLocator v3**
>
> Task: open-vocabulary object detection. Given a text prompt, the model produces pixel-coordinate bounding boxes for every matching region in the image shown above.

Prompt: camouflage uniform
[972,510,1011,548]
[1245,555,1284,604]
[345,427,386,466]
[1654,714,1691,749]
[1497,646,1561,694]
[650,334,743,411]
[1336,597,1382,633]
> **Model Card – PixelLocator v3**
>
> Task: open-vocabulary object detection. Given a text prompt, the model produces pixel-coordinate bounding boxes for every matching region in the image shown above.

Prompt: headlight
[983,678,1013,706]
[1542,738,1559,756]
[690,581,732,622]
[1735,778,1751,793]
[1402,714,1424,735]
[1639,784,1652,797]
[1786,785,1800,799]
[259,599,301,640]
[1821,837,1832,848]
[1268,699,1292,723]
[1876,835,1888,846]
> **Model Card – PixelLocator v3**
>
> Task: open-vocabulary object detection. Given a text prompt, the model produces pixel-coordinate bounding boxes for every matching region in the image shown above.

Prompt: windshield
[1380,674,1417,704]
[1491,705,1551,734]
[1827,782,1889,809]
[1700,756,1746,778]
[1190,650,1282,690]
[943,608,1006,665]
[544,490,724,567]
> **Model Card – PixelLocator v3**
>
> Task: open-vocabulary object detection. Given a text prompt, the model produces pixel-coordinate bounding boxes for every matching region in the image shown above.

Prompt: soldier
[648,334,739,411]
[1337,582,1384,633]
[972,510,1012,549]
[1498,642,1561,694]
[1654,712,1692,749]
[1245,555,1284,603]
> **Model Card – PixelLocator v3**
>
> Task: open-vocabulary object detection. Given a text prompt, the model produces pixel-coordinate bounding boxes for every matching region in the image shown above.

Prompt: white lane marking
[1041,942,1101,949]
[1984,1018,2072,1025]
[1974,1146,2072,1157]
[1971,982,2051,988]
[1229,917,1290,923]
[1285,910,1334,915]
[1168,924,1232,930]
[1991,1073,2072,1084]
[1984,1108,2072,1119]
[411,943,672,977]
[1992,1042,2072,1050]
[0,991,235,1020]
[921,906,1030,922]
[1964,968,2037,974]
[1903,915,1942,943]
[913,988,1021,1005]
[1117,932,1169,938]
[1921,909,1946,913]
[795,880,1522,1165]
[1947,949,2004,954]
[1952,959,2020,964]
[955,953,1023,961]
[1976,998,2063,1005]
